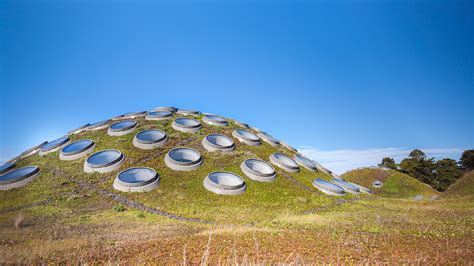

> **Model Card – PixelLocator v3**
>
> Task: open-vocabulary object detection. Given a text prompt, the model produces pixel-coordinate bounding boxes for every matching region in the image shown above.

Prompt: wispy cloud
[297,147,464,175]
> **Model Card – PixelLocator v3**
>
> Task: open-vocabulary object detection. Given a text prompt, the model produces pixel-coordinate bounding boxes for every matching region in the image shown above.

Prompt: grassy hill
[442,170,474,198]
[0,111,472,264]
[342,168,440,199]
[0,114,352,226]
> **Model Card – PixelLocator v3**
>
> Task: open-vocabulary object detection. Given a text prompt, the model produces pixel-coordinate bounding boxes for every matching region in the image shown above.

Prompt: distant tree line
[378,149,474,191]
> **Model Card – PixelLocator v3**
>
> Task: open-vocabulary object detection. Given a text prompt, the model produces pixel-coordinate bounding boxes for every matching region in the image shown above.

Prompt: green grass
[442,170,474,198]
[342,168,440,199]
[1,115,342,225]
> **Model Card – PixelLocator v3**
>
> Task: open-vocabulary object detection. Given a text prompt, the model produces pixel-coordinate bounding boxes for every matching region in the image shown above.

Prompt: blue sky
[1,0,473,173]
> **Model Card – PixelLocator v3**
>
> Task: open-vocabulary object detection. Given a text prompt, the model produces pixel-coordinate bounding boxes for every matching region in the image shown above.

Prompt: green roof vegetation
[2,115,350,225]
[342,168,440,199]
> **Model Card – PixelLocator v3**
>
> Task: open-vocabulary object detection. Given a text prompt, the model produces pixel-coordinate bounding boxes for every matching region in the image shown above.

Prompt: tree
[409,149,426,160]
[399,149,436,188]
[400,157,436,184]
[459,150,474,171]
[379,157,397,170]
[435,158,462,191]
[398,149,464,191]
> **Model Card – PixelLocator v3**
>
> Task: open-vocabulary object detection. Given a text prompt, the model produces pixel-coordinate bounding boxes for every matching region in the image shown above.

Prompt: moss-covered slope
[342,168,439,199]
[1,113,361,225]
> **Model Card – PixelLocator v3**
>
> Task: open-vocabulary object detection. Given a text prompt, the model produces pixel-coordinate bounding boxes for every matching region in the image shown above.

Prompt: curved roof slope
[1,111,345,224]
[342,168,439,198]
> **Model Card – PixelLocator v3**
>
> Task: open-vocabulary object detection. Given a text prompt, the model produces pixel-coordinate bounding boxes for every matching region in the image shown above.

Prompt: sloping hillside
[1,110,472,264]
[342,168,440,199]
[0,112,347,225]
[442,170,474,198]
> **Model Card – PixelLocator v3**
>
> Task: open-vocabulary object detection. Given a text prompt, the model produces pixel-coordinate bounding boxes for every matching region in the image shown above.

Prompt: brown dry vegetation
[0,195,472,264]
